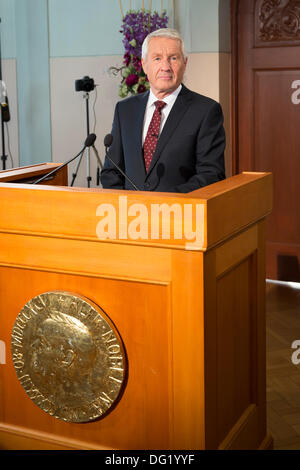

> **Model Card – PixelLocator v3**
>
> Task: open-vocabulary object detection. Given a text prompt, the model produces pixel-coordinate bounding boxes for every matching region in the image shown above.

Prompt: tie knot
[155,100,166,113]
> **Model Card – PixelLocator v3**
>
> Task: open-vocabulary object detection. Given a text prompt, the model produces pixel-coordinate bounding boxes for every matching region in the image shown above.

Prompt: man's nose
[160,58,171,70]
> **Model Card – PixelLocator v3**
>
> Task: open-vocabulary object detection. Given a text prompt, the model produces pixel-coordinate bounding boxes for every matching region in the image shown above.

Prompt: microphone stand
[71,90,101,187]
[32,145,86,185]
[103,139,140,191]
[32,134,97,185]
[0,18,7,170]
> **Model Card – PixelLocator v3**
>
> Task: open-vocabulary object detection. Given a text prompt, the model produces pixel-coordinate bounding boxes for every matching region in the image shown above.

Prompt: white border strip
[266,279,300,290]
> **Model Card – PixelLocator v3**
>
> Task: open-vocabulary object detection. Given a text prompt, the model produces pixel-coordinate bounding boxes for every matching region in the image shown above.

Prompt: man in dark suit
[101,28,225,193]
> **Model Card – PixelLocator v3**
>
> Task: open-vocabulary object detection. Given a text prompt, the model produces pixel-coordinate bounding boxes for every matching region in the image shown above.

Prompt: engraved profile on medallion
[11,291,126,422]
[257,0,300,44]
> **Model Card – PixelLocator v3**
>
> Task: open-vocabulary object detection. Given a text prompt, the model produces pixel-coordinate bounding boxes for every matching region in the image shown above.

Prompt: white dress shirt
[142,84,182,146]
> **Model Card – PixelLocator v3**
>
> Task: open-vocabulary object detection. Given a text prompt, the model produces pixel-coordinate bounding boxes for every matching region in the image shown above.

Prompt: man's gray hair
[142,28,186,61]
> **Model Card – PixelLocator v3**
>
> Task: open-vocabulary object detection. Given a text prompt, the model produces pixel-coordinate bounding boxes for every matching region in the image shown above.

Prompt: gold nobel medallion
[11,291,126,423]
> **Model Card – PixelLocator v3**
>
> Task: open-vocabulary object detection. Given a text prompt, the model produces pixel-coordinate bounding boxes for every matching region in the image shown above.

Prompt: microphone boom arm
[32,146,85,185]
[32,133,97,185]
[104,151,140,191]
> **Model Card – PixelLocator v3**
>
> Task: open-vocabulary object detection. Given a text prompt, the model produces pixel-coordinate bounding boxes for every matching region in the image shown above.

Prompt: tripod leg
[70,149,84,186]
[90,145,103,186]
[86,147,92,188]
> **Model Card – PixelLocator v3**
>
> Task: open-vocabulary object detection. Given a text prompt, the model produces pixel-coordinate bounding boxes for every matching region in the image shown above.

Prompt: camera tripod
[71,91,102,187]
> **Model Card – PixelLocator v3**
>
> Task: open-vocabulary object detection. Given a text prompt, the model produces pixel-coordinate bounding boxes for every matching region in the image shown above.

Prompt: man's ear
[141,58,147,74]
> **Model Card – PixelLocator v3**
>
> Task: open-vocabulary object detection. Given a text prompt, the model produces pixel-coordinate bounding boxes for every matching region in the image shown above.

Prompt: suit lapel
[131,91,149,177]
[146,85,193,177]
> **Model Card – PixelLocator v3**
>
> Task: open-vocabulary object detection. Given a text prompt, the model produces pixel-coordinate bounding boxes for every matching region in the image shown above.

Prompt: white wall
[50,56,122,188]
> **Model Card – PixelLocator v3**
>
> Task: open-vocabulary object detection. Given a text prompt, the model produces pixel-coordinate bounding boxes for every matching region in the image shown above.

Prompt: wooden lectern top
[0,163,67,185]
[0,171,272,252]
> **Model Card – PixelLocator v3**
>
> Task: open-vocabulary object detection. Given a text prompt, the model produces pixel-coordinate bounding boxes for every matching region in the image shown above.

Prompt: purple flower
[137,84,146,94]
[125,74,139,87]
[133,56,142,72]
[123,52,131,66]
[116,9,169,97]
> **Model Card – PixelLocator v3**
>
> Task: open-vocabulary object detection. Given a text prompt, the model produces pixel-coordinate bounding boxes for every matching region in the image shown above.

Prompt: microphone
[103,134,140,191]
[85,133,96,147]
[104,133,113,148]
[0,80,10,122]
[32,134,96,185]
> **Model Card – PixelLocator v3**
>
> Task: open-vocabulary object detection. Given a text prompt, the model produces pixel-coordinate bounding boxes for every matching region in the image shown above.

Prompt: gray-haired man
[101,28,225,193]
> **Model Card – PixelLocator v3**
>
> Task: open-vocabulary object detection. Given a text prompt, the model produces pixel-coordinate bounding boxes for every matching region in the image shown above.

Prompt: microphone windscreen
[104,134,113,148]
[85,133,96,147]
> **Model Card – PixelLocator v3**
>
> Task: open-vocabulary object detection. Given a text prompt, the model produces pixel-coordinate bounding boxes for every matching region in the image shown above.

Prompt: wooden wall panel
[254,71,300,254]
[233,0,300,280]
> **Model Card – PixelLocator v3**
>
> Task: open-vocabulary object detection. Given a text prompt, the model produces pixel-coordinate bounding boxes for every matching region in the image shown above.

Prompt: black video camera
[75,76,95,92]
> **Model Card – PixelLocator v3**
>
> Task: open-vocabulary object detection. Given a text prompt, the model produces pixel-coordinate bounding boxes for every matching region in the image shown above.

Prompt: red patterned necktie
[143,100,166,172]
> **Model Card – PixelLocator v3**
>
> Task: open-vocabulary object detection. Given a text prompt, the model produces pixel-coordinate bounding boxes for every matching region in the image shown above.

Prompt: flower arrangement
[110,1,169,98]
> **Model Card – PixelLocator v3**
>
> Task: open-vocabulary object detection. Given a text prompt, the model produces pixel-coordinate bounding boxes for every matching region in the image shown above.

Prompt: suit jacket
[100,84,226,193]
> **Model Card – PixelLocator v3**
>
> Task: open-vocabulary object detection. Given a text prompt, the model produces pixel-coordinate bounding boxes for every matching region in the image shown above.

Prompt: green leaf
[122,67,131,78]
[119,83,129,98]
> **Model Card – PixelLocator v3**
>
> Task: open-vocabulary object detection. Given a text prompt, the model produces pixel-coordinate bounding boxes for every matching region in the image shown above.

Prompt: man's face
[142,37,187,98]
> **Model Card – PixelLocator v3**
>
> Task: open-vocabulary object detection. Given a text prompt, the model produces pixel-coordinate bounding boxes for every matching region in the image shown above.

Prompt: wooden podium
[0,168,272,450]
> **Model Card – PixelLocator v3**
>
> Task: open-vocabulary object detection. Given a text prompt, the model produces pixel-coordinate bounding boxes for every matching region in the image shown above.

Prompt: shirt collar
[147,84,182,108]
